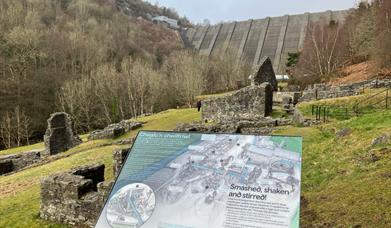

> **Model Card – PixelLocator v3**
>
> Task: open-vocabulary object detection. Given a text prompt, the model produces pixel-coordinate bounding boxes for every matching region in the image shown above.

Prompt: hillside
[0,0,184,150]
[0,94,390,227]
[330,61,391,86]
[116,0,191,27]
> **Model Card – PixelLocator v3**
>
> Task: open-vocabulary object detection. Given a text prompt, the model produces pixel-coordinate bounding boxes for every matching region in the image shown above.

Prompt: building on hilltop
[152,16,180,29]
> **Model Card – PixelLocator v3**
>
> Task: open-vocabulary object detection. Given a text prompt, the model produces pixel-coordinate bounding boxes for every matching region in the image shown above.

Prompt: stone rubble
[88,120,142,140]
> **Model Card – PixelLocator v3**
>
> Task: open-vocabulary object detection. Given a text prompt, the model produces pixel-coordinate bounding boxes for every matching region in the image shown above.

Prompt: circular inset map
[106,183,155,228]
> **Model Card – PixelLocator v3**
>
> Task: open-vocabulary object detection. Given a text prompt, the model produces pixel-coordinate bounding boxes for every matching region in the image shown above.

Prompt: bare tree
[0,107,31,148]
[292,20,347,85]
[0,112,13,149]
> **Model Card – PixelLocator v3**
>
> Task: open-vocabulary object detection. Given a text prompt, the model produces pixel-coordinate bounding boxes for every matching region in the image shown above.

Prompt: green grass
[271,106,288,118]
[0,108,201,228]
[0,134,89,157]
[298,88,389,119]
[275,110,391,227]
[0,143,44,157]
[196,91,234,101]
[1,106,390,227]
[0,109,200,157]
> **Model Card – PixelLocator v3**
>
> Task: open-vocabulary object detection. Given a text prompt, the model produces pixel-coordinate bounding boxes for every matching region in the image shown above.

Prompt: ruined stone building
[202,83,273,123]
[43,112,81,157]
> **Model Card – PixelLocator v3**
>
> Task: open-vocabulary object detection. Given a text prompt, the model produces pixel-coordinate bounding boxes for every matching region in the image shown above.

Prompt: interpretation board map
[96,131,302,228]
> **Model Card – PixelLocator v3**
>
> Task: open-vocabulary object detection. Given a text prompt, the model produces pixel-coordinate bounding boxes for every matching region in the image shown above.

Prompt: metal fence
[311,87,390,122]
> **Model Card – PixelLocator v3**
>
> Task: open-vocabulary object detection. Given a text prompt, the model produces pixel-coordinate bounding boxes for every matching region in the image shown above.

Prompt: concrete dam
[184,10,350,74]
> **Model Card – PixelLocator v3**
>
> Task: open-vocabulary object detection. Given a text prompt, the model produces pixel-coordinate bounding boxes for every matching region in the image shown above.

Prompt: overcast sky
[145,0,359,24]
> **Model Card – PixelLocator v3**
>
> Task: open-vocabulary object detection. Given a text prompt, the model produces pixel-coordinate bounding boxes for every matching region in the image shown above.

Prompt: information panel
[96,131,302,228]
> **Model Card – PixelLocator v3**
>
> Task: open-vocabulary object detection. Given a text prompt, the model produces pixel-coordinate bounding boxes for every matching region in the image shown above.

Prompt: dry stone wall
[175,116,292,136]
[299,79,391,102]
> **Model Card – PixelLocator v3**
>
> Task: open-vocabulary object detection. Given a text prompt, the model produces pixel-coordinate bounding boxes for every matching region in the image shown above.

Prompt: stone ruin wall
[40,147,131,227]
[40,163,111,227]
[252,57,278,91]
[88,120,142,140]
[0,150,42,175]
[202,82,273,122]
[1,112,82,176]
[186,10,350,74]
[43,112,81,157]
[299,79,391,102]
[113,148,131,177]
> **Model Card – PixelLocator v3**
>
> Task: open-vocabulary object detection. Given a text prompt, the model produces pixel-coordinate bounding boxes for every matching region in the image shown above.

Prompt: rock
[116,137,136,145]
[292,109,305,126]
[202,83,273,122]
[43,112,81,157]
[371,134,390,147]
[97,181,114,198]
[369,152,380,162]
[336,128,352,138]
[88,120,142,140]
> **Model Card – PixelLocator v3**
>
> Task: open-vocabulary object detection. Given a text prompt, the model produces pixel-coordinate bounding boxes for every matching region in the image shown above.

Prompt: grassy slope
[276,96,391,227]
[0,109,201,228]
[1,103,390,227]
[0,143,44,157]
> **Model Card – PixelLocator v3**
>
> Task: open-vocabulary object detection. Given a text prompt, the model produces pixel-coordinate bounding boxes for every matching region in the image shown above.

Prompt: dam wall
[185,10,350,74]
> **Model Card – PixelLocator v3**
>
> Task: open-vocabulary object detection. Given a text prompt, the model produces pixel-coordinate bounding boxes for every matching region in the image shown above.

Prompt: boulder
[336,128,352,138]
[371,134,390,147]
[292,109,305,126]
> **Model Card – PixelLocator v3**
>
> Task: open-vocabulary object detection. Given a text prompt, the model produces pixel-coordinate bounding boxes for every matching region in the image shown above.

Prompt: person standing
[196,100,202,112]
